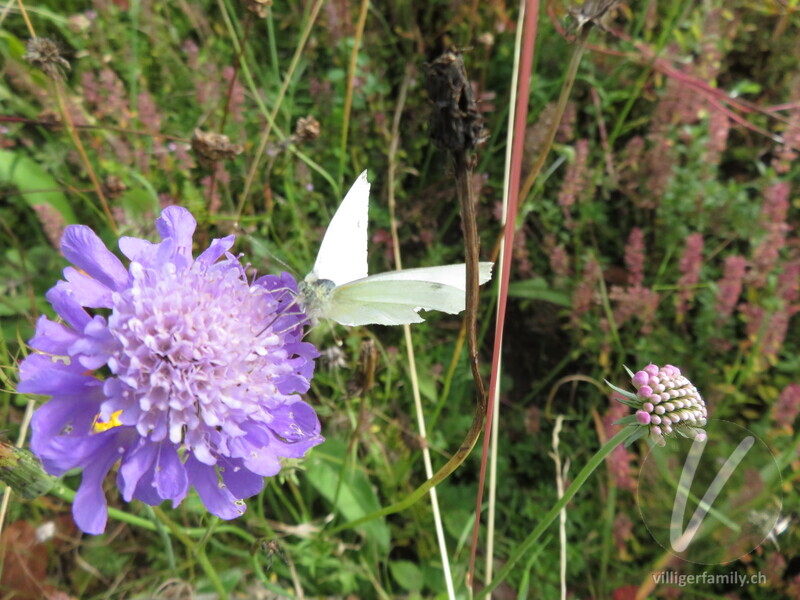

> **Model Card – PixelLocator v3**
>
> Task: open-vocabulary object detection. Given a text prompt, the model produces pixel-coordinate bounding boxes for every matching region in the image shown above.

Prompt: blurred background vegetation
[1,0,799,598]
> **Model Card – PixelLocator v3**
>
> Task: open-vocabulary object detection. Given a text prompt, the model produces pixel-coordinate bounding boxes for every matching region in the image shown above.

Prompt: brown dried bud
[37,110,62,129]
[294,115,321,142]
[244,0,273,18]
[23,37,70,79]
[102,175,127,199]
[426,50,486,155]
[190,129,243,168]
[569,0,622,34]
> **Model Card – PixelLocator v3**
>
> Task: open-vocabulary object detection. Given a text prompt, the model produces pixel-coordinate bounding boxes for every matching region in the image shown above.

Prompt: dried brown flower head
[23,38,70,79]
[294,115,321,142]
[102,175,128,200]
[190,129,243,168]
[569,0,622,34]
[426,50,487,155]
[244,0,273,18]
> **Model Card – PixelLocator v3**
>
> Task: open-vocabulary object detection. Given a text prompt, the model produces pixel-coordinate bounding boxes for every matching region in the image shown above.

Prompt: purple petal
[270,401,321,440]
[255,272,298,294]
[45,282,91,330]
[219,457,264,499]
[156,207,196,266]
[63,267,114,308]
[70,316,115,369]
[72,437,126,534]
[196,235,235,267]
[18,354,102,395]
[29,316,81,355]
[186,456,246,520]
[61,225,130,292]
[230,426,282,477]
[130,476,165,505]
[154,443,189,506]
[30,398,105,475]
[118,237,156,262]
[118,440,157,501]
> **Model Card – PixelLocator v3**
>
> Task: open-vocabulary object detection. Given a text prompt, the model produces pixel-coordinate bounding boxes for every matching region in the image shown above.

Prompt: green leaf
[507,278,571,307]
[0,149,77,224]
[304,439,391,553]
[389,560,423,593]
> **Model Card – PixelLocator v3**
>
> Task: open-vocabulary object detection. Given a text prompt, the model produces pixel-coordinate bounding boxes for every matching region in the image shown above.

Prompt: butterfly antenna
[246,236,300,278]
[257,293,304,337]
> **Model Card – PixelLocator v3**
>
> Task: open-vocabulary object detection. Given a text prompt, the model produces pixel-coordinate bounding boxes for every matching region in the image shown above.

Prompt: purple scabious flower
[607,363,708,447]
[18,207,322,534]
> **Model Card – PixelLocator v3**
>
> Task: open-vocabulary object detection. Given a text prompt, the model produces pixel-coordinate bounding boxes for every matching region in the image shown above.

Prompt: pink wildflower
[32,204,66,250]
[704,109,730,169]
[773,383,800,428]
[675,233,704,318]
[558,138,590,217]
[715,255,747,320]
[624,228,646,288]
[571,258,601,325]
[602,401,635,491]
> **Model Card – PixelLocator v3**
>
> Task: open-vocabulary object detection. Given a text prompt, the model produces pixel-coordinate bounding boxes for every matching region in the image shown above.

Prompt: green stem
[477,425,637,598]
[152,507,228,600]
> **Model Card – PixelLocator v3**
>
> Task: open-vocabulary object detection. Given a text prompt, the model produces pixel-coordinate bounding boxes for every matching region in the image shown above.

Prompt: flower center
[100,260,299,461]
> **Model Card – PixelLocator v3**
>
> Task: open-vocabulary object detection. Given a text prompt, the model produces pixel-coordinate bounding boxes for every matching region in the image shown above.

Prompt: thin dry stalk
[236,0,325,219]
[387,68,456,600]
[484,0,526,590]
[338,0,370,185]
[549,416,571,600]
[474,0,540,590]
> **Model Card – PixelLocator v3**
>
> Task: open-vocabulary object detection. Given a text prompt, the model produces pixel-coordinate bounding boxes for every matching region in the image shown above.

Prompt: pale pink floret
[636,410,651,425]
[632,371,649,388]
[638,385,653,399]
[644,364,659,376]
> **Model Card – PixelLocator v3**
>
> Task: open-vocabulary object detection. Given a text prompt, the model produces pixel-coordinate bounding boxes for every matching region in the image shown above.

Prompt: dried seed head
[190,129,243,167]
[102,175,127,199]
[426,50,486,155]
[569,0,622,34]
[294,115,321,142]
[24,38,71,79]
[37,110,62,129]
[244,0,273,18]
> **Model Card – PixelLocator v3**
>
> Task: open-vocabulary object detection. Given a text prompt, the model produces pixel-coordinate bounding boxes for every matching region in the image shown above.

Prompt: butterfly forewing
[310,170,370,286]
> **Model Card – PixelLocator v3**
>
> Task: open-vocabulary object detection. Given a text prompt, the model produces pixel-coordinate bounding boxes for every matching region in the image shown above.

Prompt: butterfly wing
[359,263,494,290]
[325,262,494,326]
[309,170,370,286]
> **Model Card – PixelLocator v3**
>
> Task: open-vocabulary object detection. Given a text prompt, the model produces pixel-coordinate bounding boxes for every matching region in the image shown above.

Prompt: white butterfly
[298,170,493,326]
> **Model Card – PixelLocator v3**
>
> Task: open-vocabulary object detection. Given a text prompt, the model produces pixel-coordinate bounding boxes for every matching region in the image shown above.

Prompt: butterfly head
[298,275,336,323]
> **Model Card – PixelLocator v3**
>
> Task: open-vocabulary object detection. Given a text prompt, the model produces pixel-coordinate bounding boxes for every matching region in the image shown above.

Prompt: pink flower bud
[632,371,649,388]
